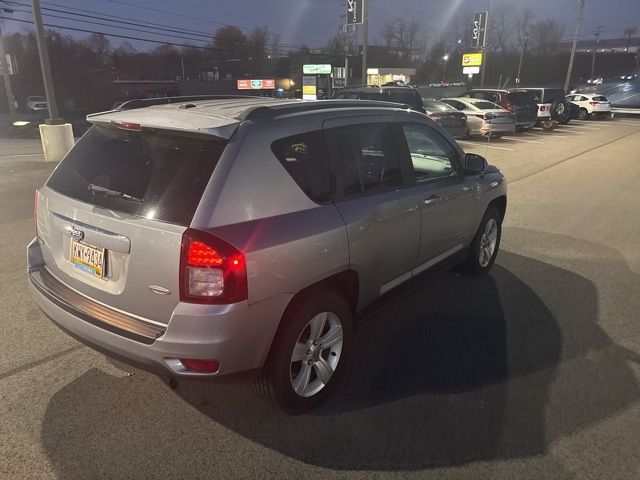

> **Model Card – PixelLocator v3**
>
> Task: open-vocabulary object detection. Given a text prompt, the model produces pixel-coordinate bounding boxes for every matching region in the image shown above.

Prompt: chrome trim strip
[380,271,412,295]
[412,244,464,276]
[29,267,165,344]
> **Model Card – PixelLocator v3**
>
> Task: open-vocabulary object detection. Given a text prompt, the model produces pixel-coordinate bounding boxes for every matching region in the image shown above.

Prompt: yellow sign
[462,53,483,67]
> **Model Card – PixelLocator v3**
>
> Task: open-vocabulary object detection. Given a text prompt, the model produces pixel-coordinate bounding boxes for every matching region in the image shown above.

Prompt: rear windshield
[422,100,456,112]
[471,101,500,110]
[47,125,226,226]
[385,90,423,109]
[507,92,536,104]
[593,96,608,101]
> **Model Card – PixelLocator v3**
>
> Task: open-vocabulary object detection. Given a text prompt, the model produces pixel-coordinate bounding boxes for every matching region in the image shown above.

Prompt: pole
[480,0,492,87]
[181,57,185,80]
[361,0,368,85]
[31,0,60,122]
[590,25,602,78]
[516,37,527,84]
[565,0,585,94]
[442,59,446,82]
[0,21,16,114]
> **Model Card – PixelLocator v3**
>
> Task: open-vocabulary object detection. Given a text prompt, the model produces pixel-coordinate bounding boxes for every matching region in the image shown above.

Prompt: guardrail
[612,107,640,115]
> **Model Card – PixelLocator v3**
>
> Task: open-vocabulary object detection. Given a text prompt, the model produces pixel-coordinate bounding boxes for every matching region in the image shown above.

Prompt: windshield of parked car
[507,92,537,105]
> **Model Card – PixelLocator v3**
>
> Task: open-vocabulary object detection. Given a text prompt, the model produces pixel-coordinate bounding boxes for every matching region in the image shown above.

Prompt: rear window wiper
[88,184,143,203]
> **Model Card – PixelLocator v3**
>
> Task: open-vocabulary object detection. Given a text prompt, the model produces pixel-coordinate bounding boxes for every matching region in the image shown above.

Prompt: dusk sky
[2,0,639,51]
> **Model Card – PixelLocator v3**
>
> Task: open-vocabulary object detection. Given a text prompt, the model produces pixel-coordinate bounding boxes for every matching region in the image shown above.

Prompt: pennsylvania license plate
[70,239,105,278]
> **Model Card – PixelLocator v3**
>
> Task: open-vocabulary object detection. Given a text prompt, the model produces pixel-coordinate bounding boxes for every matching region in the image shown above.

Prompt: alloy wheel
[478,218,498,268]
[290,311,344,398]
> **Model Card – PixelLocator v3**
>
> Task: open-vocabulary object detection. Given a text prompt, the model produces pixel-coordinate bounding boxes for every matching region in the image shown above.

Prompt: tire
[256,290,353,414]
[578,108,588,120]
[550,99,570,123]
[541,120,556,131]
[462,206,502,277]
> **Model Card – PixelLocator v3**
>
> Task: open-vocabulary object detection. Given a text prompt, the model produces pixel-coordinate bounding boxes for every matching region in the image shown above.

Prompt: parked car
[565,93,612,120]
[515,87,570,127]
[26,95,48,113]
[620,73,637,81]
[587,76,604,85]
[460,89,537,131]
[332,84,426,112]
[421,98,468,138]
[27,96,507,414]
[440,97,516,138]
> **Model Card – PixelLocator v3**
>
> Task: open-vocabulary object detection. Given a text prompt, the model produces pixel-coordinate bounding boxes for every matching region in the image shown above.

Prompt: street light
[442,54,449,82]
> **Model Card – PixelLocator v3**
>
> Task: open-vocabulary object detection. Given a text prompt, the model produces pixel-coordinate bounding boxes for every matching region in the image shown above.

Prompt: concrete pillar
[38,123,74,162]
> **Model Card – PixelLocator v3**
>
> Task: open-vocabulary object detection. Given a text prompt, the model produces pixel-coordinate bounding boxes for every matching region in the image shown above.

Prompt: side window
[401,123,459,182]
[469,91,485,99]
[444,100,464,110]
[327,123,404,199]
[271,131,330,203]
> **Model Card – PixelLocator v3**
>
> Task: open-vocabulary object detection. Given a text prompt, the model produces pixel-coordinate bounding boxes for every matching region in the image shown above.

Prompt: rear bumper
[484,122,515,134]
[27,238,291,378]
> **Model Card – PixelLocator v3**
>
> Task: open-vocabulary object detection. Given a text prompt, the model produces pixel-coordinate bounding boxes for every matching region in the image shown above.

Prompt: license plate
[70,239,105,278]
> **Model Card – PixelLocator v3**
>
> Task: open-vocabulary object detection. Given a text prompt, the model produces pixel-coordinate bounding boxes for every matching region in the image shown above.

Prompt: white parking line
[456,140,515,151]
[501,136,543,144]
[521,132,568,139]
[558,125,599,131]
[612,120,640,126]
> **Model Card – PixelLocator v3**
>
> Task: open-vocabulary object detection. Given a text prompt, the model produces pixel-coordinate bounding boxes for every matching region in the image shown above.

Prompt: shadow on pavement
[40,235,640,475]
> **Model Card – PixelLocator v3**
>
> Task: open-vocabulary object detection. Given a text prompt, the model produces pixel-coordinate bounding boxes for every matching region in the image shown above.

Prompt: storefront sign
[236,79,275,90]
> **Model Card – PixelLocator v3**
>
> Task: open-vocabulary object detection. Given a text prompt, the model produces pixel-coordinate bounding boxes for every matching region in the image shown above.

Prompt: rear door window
[593,96,608,101]
[508,92,537,105]
[326,123,406,199]
[46,125,226,226]
[271,131,331,203]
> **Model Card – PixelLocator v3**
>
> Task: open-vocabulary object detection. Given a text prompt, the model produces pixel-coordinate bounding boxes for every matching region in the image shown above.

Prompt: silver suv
[27,97,507,413]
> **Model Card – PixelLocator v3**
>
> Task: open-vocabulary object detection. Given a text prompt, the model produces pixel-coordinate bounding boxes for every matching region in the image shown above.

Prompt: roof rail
[240,99,412,121]
[116,95,258,111]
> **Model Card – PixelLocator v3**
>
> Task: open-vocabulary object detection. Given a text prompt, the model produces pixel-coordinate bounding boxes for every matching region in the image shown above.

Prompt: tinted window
[442,99,466,110]
[328,123,404,198]
[543,89,566,102]
[271,131,330,203]
[470,91,497,102]
[471,101,500,110]
[593,96,608,101]
[47,125,225,226]
[507,92,537,104]
[402,124,459,182]
[386,90,423,109]
[423,100,456,112]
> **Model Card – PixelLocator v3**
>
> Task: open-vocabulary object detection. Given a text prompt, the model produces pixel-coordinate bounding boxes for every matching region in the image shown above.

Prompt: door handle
[423,195,441,206]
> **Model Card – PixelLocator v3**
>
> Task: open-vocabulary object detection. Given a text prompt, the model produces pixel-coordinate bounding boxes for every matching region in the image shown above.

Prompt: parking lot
[1,116,640,479]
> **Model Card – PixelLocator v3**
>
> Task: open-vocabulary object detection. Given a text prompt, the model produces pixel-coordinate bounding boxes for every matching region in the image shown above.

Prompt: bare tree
[247,26,270,59]
[530,19,566,57]
[487,5,516,54]
[379,19,421,59]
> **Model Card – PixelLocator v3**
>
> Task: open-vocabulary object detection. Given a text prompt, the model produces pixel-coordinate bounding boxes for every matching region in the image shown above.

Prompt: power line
[5,1,314,52]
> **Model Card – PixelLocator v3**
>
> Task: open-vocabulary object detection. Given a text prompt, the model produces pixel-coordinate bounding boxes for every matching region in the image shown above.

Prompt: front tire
[462,206,502,276]
[257,290,353,414]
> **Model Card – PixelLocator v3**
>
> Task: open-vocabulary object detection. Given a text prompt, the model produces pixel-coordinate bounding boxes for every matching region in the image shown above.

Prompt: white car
[26,95,48,113]
[440,97,516,137]
[566,94,612,120]
[587,76,603,85]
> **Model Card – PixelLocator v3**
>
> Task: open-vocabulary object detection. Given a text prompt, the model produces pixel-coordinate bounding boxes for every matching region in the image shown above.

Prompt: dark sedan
[422,99,468,138]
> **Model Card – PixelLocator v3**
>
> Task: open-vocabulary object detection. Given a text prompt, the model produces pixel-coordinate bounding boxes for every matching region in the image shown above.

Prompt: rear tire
[256,290,353,414]
[578,108,588,120]
[462,206,502,277]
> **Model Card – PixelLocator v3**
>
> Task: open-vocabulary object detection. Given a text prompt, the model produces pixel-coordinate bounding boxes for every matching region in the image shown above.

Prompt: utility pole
[32,0,61,122]
[480,0,493,87]
[565,0,585,94]
[516,36,528,84]
[591,25,603,78]
[361,0,368,85]
[0,17,16,114]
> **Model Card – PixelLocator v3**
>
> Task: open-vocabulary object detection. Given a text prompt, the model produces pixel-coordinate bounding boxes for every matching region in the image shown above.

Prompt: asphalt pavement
[1,118,639,479]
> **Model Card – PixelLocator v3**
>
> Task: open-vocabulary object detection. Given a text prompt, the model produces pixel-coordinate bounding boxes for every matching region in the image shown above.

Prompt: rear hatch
[36,123,227,325]
[592,96,611,111]
[505,91,538,124]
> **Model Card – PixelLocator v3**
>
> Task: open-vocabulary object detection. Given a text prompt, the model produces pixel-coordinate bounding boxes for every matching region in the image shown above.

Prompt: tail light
[589,101,598,106]
[539,105,547,112]
[179,228,247,304]
[429,114,442,120]
[111,120,141,131]
[504,103,514,112]
[180,359,220,373]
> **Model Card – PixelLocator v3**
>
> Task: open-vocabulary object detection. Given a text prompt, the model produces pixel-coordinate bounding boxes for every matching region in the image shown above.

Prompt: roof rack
[116,95,259,111]
[240,99,412,121]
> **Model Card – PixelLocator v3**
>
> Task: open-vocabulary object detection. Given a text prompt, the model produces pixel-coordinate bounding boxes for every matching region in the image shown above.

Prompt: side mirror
[465,153,488,175]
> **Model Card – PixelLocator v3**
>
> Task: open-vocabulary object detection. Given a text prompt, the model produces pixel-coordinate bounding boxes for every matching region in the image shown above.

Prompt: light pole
[0,14,16,114]
[361,0,368,85]
[565,0,586,93]
[516,36,528,84]
[480,0,493,87]
[442,54,449,82]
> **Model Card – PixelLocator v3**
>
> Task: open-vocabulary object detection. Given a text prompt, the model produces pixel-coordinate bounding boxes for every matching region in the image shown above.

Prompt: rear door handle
[422,195,441,206]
